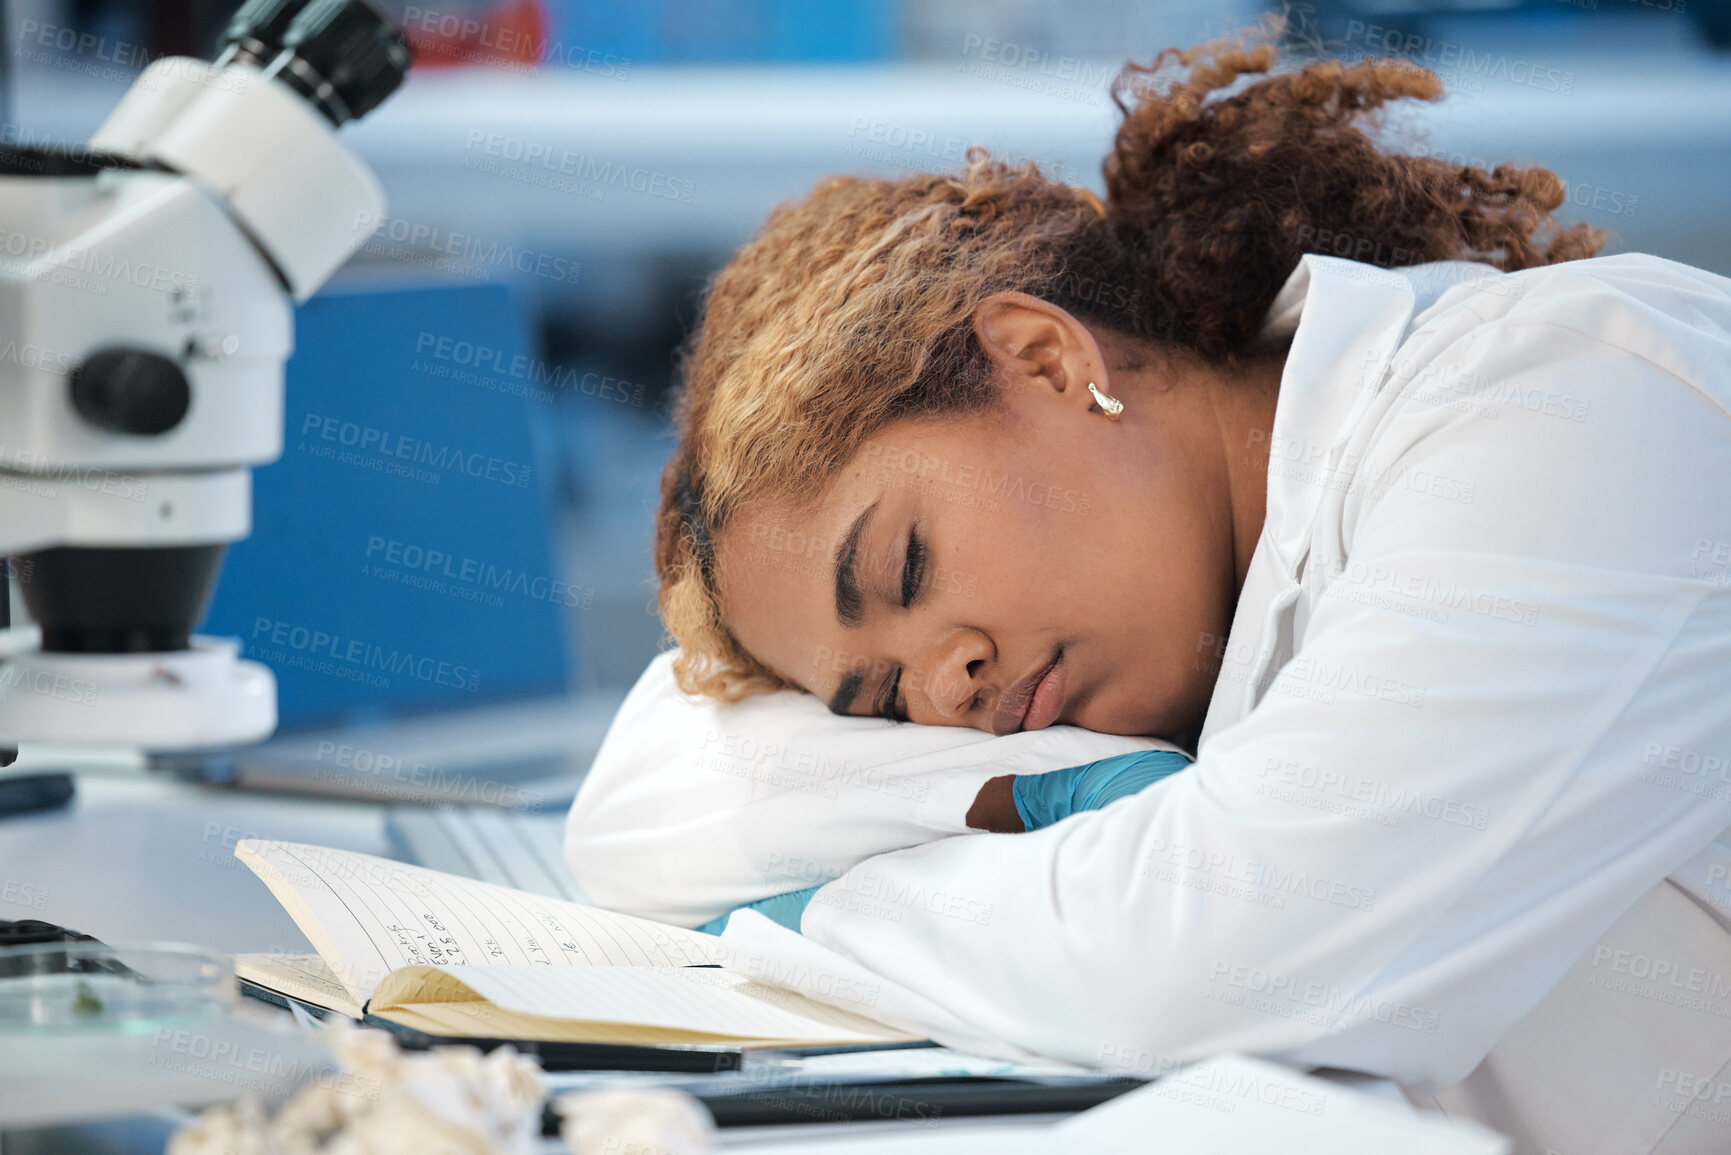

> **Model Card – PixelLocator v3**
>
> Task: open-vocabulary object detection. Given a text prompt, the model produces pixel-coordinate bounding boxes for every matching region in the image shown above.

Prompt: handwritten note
[235,840,721,1002]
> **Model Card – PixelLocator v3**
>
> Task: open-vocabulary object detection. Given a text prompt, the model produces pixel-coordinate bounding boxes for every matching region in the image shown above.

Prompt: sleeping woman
[571,28,1731,1155]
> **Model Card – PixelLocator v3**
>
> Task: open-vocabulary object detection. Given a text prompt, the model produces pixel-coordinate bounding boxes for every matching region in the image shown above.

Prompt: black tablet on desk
[238,977,1144,1129]
[235,977,745,1073]
[237,977,935,1075]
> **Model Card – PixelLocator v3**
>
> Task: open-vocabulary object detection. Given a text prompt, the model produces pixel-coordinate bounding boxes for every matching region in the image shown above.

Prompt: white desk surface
[0,753,1423,1153]
[0,761,1073,1151]
[0,754,392,954]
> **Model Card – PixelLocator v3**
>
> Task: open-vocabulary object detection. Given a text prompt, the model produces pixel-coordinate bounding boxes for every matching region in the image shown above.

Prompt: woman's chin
[1069,688,1202,741]
[1066,704,1166,739]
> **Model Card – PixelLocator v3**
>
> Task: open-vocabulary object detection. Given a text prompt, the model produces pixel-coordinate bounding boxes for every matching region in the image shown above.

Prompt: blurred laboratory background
[5,0,1726,797]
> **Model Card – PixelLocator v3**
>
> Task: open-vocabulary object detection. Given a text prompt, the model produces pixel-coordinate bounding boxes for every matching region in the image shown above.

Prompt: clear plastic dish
[0,940,234,1035]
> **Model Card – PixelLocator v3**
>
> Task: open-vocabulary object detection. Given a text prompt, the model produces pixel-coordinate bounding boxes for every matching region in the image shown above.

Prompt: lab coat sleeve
[789,336,1731,1086]
[564,650,1178,927]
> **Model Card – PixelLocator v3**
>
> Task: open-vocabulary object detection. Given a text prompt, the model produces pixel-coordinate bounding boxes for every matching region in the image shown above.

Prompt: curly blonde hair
[656,23,1606,702]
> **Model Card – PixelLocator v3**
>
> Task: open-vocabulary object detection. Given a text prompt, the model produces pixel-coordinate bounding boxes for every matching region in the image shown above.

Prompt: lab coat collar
[1196,256,1437,748]
[1253,255,1422,580]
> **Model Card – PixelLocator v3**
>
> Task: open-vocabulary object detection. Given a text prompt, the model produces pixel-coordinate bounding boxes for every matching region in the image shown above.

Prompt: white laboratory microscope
[0,0,408,773]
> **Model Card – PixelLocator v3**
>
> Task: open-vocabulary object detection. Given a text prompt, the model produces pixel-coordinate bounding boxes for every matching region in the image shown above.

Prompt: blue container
[547,0,898,65]
[200,280,571,729]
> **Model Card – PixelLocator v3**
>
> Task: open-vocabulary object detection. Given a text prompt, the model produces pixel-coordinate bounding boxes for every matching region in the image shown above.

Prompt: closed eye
[875,665,908,723]
[901,527,928,609]
[865,526,924,723]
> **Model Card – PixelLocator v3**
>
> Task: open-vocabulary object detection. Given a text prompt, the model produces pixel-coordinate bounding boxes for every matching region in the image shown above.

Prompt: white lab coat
[566,651,1185,926]
[569,252,1731,1153]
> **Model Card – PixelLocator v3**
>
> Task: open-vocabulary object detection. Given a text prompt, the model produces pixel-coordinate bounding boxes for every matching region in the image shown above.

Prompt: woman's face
[713,297,1274,739]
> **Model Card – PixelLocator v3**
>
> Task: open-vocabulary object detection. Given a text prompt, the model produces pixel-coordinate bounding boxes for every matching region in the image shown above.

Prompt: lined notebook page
[232,952,363,1018]
[380,965,916,1045]
[235,839,720,1000]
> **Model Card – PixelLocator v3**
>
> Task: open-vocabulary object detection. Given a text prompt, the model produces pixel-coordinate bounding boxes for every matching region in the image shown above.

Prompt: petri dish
[0,940,234,1035]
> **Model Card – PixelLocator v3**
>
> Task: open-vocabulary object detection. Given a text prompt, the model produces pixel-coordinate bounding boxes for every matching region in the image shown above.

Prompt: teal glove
[1012,749,1191,831]
[696,884,820,936]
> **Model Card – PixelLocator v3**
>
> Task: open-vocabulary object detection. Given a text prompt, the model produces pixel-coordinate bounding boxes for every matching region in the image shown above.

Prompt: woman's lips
[1020,655,1067,732]
[991,649,1066,735]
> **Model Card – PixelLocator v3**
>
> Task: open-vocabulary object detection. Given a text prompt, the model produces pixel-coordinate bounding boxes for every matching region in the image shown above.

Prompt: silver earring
[1088,382,1124,421]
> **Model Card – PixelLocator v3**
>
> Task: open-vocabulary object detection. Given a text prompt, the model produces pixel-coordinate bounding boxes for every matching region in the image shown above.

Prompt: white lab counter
[0,752,391,953]
[0,753,1457,1153]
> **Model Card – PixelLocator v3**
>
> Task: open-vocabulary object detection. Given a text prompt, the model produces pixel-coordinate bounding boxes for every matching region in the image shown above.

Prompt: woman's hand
[965,775,1025,832]
[967,750,1193,833]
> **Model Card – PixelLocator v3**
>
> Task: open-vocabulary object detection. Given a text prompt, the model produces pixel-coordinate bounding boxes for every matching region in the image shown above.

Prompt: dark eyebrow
[833,501,877,628]
[828,667,865,715]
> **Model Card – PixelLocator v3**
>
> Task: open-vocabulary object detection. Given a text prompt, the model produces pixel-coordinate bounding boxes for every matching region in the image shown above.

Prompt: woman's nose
[912,630,993,723]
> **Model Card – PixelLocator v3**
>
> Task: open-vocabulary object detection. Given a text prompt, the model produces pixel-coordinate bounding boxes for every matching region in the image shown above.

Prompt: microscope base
[0,632,275,748]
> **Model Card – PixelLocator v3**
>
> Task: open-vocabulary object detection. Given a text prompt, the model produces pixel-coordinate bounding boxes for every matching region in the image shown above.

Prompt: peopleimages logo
[462,132,693,203]
[299,412,533,489]
[0,443,151,503]
[1258,756,1489,830]
[0,664,98,707]
[1344,21,1576,95]
[249,617,481,693]
[414,332,644,405]
[860,443,1091,515]
[353,212,582,285]
[399,7,631,78]
[0,223,199,296]
[1208,961,1440,1034]
[364,536,593,610]
[959,35,1117,88]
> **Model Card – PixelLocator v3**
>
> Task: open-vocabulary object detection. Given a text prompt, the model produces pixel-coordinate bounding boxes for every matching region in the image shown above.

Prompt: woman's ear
[973,292,1110,411]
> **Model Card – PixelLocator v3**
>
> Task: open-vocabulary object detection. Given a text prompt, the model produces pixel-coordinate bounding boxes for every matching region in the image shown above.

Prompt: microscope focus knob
[70,347,191,436]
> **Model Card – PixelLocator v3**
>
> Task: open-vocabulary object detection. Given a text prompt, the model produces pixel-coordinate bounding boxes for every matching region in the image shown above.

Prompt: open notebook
[231,839,920,1050]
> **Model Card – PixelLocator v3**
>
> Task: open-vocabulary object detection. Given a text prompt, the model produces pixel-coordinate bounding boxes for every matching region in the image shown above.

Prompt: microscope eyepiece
[264,0,410,127]
[215,0,313,70]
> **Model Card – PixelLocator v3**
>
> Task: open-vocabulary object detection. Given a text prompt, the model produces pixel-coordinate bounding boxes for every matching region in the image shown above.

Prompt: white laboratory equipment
[0,0,408,753]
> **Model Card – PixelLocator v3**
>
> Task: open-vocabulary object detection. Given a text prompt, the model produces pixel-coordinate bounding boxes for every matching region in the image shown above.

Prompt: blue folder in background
[201,279,571,730]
